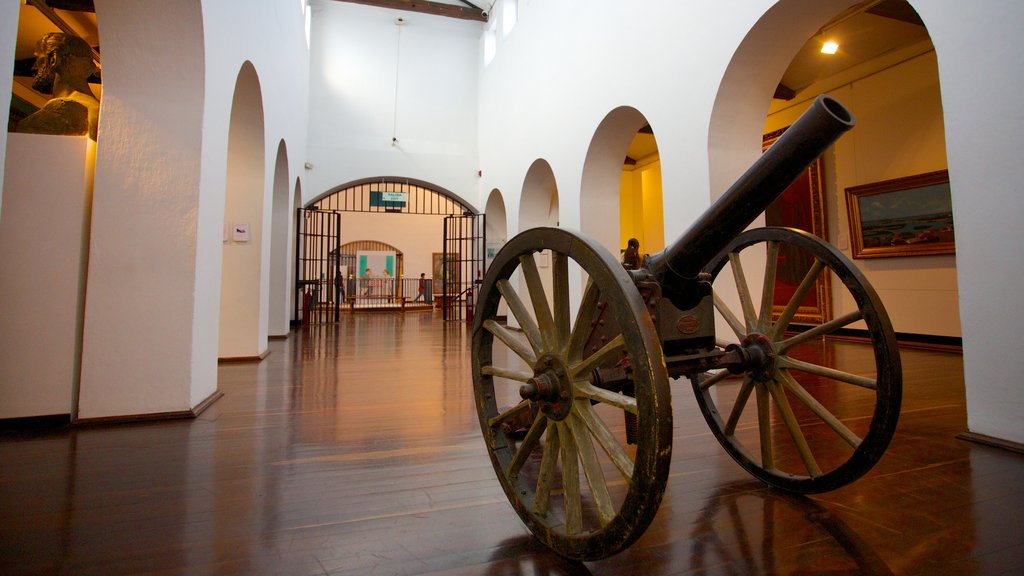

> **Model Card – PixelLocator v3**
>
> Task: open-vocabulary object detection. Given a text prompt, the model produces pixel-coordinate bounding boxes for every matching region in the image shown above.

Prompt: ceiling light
[821,40,839,55]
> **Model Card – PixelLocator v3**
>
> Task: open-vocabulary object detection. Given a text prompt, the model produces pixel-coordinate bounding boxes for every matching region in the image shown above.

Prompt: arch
[485,188,508,245]
[580,106,651,255]
[269,139,291,337]
[219,61,266,359]
[708,0,856,199]
[519,158,558,231]
[309,176,478,215]
[708,0,960,373]
[290,177,302,326]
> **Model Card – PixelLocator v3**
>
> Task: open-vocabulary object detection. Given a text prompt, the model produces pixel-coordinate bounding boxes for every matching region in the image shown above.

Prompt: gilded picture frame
[762,126,832,325]
[845,170,955,259]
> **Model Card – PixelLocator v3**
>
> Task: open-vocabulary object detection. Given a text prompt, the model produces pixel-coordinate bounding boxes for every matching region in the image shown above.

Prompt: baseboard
[218,348,271,363]
[957,431,1024,455]
[71,390,224,427]
[787,325,962,353]
[190,390,225,417]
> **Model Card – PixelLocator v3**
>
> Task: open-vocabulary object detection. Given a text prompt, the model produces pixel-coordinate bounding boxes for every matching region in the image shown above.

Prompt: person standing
[413,273,426,302]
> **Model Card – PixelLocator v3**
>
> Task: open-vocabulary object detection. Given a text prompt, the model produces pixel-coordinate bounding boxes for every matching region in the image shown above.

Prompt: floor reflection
[687,482,892,575]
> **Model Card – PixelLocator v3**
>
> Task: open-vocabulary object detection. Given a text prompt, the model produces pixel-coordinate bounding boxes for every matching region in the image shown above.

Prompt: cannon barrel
[646,95,855,292]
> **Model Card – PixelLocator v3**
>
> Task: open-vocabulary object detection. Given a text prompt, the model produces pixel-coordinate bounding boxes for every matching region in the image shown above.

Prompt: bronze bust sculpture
[18,33,100,140]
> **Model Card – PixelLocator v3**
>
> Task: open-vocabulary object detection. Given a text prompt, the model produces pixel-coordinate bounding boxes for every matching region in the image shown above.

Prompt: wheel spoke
[777,310,862,354]
[496,279,545,356]
[756,384,773,470]
[481,365,534,383]
[758,241,780,332]
[777,356,877,390]
[569,334,625,378]
[484,319,537,366]
[533,419,560,516]
[777,370,862,448]
[728,253,758,333]
[519,254,557,351]
[488,400,532,429]
[568,410,615,525]
[557,421,583,534]
[567,279,600,361]
[770,259,825,340]
[698,368,733,391]
[724,376,756,435]
[767,379,822,478]
[713,291,747,341]
[552,252,571,348]
[577,401,634,481]
[574,380,638,415]
[507,411,548,477]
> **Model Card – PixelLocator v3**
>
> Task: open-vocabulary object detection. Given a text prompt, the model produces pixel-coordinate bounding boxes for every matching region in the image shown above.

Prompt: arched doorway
[296,178,479,323]
[219,61,266,360]
[710,0,958,345]
[519,158,558,230]
[269,140,291,338]
[581,107,663,257]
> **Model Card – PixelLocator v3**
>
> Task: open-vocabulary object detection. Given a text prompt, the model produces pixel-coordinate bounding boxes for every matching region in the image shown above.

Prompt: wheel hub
[740,332,777,381]
[519,354,573,420]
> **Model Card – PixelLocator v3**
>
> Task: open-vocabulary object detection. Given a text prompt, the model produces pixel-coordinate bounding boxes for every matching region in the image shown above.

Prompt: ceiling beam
[773,83,796,101]
[330,0,488,22]
[45,0,95,12]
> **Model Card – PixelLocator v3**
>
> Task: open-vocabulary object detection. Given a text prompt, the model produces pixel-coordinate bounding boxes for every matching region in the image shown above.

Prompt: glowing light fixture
[821,40,839,55]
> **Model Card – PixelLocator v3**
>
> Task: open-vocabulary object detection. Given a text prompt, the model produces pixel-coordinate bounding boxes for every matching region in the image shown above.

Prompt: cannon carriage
[471,96,901,560]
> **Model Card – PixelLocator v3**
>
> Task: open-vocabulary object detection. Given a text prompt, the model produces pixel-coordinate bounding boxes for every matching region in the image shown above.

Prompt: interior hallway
[1,312,1021,575]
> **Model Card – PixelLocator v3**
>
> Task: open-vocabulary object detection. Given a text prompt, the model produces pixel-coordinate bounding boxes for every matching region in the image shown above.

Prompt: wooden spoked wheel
[472,227,672,560]
[691,227,901,493]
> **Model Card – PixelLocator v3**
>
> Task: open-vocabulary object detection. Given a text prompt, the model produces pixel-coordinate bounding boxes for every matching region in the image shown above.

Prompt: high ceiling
[329,0,489,22]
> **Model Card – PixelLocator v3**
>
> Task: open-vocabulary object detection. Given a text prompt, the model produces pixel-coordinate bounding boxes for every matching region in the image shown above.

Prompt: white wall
[305,0,482,206]
[914,0,1024,443]
[0,1,18,213]
[0,135,92,418]
[78,0,208,419]
[195,0,310,401]
[74,0,310,419]
[477,0,1024,444]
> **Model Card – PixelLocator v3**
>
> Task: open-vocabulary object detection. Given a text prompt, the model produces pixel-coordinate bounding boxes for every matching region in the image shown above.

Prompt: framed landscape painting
[845,170,955,259]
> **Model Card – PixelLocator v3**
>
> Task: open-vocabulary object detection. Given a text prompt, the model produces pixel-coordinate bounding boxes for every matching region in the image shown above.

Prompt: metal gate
[294,208,342,325]
[441,214,486,321]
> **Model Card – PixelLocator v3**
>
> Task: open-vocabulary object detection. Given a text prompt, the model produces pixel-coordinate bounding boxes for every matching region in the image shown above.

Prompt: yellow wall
[619,157,664,255]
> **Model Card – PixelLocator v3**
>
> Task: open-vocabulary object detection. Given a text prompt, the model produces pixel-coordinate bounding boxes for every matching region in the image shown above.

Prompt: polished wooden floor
[2,313,1022,575]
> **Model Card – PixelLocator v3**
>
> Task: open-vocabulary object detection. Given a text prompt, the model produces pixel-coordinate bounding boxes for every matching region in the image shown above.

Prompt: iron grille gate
[294,208,342,325]
[441,214,486,321]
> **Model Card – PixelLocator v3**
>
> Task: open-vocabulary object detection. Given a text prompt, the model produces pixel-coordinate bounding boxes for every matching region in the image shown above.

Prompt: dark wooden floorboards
[1,314,1022,575]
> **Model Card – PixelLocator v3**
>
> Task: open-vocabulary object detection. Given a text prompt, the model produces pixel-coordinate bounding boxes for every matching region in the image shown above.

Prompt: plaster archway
[219,61,267,359]
[485,188,508,247]
[269,140,291,337]
[708,0,966,425]
[580,106,652,255]
[519,158,558,231]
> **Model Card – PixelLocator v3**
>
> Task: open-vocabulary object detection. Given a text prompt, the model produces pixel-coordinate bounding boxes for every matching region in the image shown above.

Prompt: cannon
[471,95,901,560]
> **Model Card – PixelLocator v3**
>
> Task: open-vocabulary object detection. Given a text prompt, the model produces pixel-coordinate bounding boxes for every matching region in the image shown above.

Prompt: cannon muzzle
[646,95,854,306]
